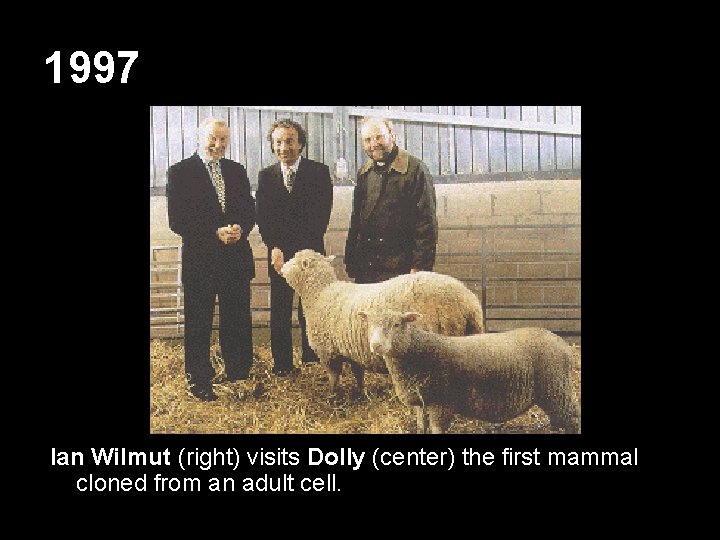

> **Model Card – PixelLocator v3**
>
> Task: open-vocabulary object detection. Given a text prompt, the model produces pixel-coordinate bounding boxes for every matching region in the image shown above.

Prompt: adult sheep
[279,249,484,403]
[358,310,580,434]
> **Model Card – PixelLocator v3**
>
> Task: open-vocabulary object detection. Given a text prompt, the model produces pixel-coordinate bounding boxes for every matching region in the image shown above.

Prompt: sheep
[279,249,484,404]
[358,309,580,434]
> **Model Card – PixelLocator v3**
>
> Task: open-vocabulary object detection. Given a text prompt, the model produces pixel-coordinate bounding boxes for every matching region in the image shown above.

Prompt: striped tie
[209,161,226,211]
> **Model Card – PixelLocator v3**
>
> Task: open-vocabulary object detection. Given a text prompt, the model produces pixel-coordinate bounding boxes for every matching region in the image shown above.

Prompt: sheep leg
[427,405,452,434]
[349,361,369,400]
[545,399,580,434]
[325,357,343,396]
[415,406,427,434]
[537,357,580,434]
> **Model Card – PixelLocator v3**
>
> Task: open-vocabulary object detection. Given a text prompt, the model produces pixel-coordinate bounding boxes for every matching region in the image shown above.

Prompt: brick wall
[151,179,580,336]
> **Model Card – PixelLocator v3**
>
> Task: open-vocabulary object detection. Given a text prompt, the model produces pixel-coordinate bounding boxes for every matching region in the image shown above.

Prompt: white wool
[363,310,580,434]
[281,250,485,392]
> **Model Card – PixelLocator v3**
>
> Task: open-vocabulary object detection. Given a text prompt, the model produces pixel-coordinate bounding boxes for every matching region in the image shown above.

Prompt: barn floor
[149,334,581,435]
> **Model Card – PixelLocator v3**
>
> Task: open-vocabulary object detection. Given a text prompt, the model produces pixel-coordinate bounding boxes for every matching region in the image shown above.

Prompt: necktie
[209,161,226,211]
[286,169,295,193]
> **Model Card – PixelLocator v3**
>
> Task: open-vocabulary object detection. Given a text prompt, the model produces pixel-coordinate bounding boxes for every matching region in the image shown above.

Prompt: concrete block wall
[150,179,580,335]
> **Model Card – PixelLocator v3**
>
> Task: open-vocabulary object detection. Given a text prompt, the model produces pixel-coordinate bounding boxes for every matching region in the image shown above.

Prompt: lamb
[279,249,484,402]
[358,310,580,434]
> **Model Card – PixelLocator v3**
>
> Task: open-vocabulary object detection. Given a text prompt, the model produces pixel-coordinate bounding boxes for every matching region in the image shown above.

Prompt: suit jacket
[256,157,333,264]
[166,153,256,282]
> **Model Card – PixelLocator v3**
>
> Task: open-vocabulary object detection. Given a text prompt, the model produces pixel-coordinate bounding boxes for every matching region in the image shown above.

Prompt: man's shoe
[272,366,300,377]
[301,353,320,364]
[191,387,218,401]
[226,371,250,382]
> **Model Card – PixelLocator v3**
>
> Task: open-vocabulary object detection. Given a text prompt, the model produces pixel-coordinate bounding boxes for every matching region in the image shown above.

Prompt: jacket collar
[358,147,409,175]
[271,160,297,194]
[193,152,225,166]
[191,153,213,179]
[280,155,302,176]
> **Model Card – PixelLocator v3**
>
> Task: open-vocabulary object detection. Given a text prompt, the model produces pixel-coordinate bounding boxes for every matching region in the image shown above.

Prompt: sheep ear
[401,312,422,323]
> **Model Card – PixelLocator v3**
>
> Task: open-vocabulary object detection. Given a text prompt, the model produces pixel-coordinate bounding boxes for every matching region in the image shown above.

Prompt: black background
[23,45,651,509]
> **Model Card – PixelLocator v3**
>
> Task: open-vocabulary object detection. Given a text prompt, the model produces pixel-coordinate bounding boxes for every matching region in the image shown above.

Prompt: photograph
[149,105,582,435]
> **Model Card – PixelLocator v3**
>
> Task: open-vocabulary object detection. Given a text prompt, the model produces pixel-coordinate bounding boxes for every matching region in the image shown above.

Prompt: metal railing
[150,224,580,338]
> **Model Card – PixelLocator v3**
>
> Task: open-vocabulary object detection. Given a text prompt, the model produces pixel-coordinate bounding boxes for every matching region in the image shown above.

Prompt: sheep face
[280,249,335,290]
[279,256,301,288]
[359,310,422,357]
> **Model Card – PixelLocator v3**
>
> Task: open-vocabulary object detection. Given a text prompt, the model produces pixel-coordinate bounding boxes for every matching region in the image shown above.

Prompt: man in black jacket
[166,118,256,401]
[256,119,333,375]
[345,117,438,284]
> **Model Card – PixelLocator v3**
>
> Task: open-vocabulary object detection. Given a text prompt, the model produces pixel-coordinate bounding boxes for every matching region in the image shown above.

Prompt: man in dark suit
[256,119,333,376]
[345,116,438,283]
[166,118,256,401]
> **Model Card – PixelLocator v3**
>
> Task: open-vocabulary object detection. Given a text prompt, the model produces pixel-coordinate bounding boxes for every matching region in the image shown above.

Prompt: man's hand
[227,224,241,244]
[217,224,242,245]
[271,247,284,274]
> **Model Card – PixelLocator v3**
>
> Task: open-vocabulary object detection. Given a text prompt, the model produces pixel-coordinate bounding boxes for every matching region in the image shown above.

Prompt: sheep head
[281,249,337,295]
[358,310,422,357]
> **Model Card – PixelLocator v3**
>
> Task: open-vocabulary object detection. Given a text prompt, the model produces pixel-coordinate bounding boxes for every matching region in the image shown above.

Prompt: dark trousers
[183,270,253,389]
[269,267,318,370]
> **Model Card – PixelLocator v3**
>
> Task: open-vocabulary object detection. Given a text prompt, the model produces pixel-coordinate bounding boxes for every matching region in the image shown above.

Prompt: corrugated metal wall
[150,106,581,190]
